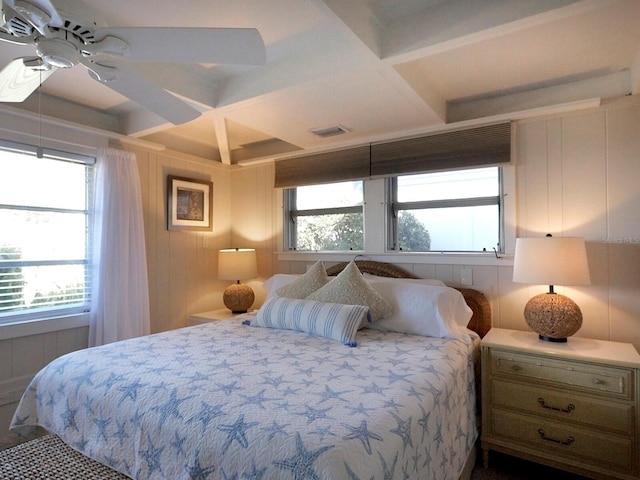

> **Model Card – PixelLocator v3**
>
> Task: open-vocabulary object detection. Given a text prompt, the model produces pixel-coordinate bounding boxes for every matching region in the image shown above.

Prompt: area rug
[0,434,129,479]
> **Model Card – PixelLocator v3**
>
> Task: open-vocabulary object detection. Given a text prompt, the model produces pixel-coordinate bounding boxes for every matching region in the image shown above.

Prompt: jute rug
[0,434,129,479]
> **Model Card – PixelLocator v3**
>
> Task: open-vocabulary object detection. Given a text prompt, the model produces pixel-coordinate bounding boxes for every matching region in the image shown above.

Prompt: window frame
[386,167,505,253]
[0,139,95,325]
[283,181,365,252]
[385,166,505,255]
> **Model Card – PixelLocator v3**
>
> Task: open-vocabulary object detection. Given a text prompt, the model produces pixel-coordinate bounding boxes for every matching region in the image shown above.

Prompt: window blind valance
[370,122,511,177]
[274,145,370,188]
[273,123,511,188]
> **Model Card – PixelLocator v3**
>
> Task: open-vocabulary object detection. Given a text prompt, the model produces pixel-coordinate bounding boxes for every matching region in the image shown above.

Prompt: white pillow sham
[365,281,473,342]
[246,297,368,346]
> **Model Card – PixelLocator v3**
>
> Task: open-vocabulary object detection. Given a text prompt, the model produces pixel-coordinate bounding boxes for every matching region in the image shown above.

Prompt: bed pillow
[306,261,393,323]
[362,273,446,287]
[245,297,368,346]
[273,261,328,299]
[365,281,473,341]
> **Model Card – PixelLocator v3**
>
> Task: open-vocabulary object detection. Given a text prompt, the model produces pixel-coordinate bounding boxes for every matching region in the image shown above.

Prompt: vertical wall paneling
[560,112,609,340]
[605,104,640,345]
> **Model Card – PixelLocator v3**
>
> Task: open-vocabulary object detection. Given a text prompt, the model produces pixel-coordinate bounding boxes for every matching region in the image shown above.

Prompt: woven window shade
[370,122,511,177]
[274,145,370,188]
[273,123,511,188]
[275,145,369,188]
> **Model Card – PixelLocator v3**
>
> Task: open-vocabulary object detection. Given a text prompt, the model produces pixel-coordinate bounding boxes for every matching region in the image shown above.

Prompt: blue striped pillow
[246,297,368,346]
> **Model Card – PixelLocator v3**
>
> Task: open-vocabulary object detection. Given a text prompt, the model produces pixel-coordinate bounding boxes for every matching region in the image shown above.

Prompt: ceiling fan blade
[82,60,202,125]
[4,0,63,29]
[0,57,55,102]
[93,27,266,65]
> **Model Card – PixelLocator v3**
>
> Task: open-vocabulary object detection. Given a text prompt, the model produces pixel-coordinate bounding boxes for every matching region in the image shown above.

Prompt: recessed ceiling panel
[399,0,640,102]
[224,68,441,150]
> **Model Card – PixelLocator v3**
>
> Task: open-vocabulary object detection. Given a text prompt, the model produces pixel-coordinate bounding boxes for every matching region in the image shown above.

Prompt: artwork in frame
[167,175,213,231]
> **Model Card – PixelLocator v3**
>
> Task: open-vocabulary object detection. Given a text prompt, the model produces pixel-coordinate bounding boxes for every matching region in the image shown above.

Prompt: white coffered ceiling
[1,0,639,164]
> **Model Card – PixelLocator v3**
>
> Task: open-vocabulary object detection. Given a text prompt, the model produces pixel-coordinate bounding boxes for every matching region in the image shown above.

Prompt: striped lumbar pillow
[246,297,368,346]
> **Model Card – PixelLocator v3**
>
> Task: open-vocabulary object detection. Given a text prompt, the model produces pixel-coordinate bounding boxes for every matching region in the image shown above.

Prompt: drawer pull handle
[538,397,575,414]
[537,429,575,446]
[511,364,522,372]
[593,378,604,385]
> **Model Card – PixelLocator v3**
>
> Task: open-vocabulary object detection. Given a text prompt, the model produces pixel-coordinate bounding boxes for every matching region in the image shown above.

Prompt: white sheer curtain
[89,148,150,346]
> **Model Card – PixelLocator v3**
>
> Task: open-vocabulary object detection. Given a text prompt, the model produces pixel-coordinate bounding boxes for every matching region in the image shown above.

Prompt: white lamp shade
[218,248,257,281]
[513,236,590,286]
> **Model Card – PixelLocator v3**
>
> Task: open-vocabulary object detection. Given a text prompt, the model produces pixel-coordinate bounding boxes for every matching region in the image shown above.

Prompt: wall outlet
[461,267,473,286]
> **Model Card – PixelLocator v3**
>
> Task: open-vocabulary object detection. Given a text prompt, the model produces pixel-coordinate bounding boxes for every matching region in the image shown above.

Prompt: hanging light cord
[37,70,43,158]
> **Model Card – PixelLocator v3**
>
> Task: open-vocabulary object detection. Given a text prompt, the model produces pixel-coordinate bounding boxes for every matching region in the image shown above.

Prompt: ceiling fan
[0,0,266,124]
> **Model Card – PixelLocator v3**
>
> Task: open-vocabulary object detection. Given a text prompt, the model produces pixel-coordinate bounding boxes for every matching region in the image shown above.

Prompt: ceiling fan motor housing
[3,4,35,36]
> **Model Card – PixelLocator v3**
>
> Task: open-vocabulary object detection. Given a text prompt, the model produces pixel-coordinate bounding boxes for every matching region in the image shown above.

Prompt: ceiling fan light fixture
[36,37,79,68]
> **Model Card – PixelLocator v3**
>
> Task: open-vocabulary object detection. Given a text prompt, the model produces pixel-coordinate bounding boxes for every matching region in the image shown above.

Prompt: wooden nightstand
[481,328,640,480]
[188,308,243,326]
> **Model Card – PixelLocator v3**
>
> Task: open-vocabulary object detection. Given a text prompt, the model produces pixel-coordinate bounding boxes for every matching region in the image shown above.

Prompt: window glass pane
[296,213,363,251]
[0,144,91,322]
[0,210,87,261]
[398,205,498,252]
[397,167,498,202]
[0,152,87,210]
[296,181,362,209]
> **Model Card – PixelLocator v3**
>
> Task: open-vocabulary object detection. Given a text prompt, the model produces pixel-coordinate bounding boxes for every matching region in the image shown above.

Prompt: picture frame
[167,175,213,231]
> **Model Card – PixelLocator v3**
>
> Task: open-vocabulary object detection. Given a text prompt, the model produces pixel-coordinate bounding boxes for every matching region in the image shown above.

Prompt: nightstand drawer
[492,379,634,435]
[492,409,634,471]
[492,350,633,398]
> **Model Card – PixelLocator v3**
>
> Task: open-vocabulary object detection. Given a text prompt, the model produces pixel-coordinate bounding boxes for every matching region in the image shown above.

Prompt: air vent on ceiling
[309,124,351,139]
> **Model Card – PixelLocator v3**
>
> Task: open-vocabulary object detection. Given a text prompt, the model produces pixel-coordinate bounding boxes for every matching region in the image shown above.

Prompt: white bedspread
[12,318,479,479]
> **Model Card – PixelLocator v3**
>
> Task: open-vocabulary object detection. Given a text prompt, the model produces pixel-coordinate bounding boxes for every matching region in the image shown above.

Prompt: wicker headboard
[326,260,491,338]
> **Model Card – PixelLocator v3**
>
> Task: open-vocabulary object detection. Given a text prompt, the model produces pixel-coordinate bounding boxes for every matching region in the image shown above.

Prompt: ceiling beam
[381,0,613,63]
[448,70,630,122]
[213,115,231,165]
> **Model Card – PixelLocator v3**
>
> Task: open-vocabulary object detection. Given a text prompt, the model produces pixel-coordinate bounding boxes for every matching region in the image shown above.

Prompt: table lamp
[512,234,590,342]
[218,248,257,313]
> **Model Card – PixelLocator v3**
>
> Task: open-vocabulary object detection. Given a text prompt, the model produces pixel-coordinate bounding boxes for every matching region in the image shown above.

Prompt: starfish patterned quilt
[12,318,479,479]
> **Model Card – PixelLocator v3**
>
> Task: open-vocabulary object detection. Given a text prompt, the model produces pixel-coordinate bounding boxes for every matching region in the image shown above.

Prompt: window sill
[276,251,514,267]
[0,313,89,341]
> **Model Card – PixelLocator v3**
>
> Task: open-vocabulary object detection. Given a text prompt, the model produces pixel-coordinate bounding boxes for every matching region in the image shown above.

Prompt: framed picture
[167,175,213,231]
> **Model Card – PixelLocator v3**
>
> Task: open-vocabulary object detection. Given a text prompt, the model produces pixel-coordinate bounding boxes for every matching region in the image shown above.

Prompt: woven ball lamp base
[524,292,583,342]
[223,283,255,313]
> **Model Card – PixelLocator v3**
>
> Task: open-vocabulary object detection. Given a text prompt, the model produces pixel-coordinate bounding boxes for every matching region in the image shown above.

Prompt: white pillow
[246,297,368,346]
[275,261,328,299]
[263,274,300,298]
[365,281,472,341]
[362,273,446,287]
[306,261,392,323]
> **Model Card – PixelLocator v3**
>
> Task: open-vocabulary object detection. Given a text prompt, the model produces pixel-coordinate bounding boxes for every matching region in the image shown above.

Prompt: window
[0,140,94,323]
[388,167,502,252]
[284,181,364,251]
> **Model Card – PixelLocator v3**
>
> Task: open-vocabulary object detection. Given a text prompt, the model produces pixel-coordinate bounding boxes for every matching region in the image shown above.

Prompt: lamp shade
[218,248,257,281]
[513,236,590,286]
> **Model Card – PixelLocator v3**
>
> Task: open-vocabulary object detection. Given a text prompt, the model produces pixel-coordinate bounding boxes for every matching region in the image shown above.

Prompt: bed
[11,260,491,480]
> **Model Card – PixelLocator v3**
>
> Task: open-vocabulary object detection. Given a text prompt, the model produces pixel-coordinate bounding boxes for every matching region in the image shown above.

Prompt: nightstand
[188,308,243,326]
[481,328,640,480]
